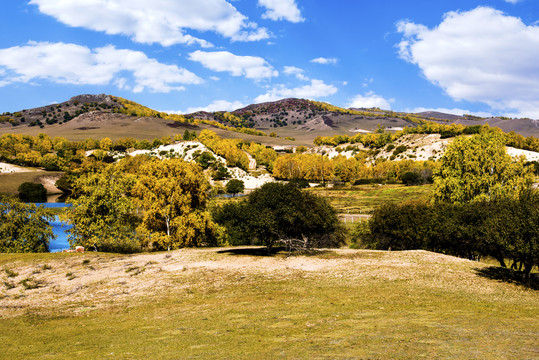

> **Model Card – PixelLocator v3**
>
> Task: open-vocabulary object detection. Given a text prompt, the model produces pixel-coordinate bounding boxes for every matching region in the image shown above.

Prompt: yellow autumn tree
[132,158,224,250]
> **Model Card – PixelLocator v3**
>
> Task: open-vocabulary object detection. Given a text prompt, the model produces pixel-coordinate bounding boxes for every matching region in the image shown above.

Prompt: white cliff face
[506,147,539,162]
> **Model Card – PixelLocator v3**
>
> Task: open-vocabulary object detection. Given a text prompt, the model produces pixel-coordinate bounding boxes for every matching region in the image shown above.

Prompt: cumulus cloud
[0,41,201,93]
[188,50,278,80]
[29,0,270,47]
[504,0,521,4]
[254,79,337,103]
[310,57,338,65]
[347,92,392,110]
[182,99,246,113]
[397,6,539,118]
[258,0,304,23]
[283,66,309,81]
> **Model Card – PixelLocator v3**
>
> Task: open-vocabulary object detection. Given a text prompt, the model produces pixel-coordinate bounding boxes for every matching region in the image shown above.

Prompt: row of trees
[0,133,188,170]
[313,123,539,153]
[359,193,539,279]
[272,153,436,184]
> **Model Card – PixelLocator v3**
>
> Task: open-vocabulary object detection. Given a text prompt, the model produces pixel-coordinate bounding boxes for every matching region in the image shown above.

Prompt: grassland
[309,184,434,214]
[0,170,64,196]
[0,248,537,359]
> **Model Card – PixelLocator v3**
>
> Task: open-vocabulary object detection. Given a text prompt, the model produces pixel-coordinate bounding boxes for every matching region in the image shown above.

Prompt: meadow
[0,248,537,359]
[309,184,434,214]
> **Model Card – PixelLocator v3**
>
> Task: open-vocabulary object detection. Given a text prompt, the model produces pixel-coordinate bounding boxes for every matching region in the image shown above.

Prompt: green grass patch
[0,249,537,359]
[309,184,434,213]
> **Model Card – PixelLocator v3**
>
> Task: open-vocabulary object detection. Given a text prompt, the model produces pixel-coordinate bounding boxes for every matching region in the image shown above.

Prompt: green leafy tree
[193,151,216,169]
[132,158,223,250]
[0,196,55,253]
[18,182,47,202]
[433,130,533,203]
[213,183,346,253]
[225,179,244,195]
[64,166,140,253]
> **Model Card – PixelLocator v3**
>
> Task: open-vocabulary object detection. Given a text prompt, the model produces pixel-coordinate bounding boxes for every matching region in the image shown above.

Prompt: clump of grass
[66,272,76,280]
[145,261,157,266]
[4,268,18,278]
[20,278,42,290]
[3,281,16,290]
[126,266,145,276]
[82,259,91,265]
[42,264,52,270]
[32,269,41,275]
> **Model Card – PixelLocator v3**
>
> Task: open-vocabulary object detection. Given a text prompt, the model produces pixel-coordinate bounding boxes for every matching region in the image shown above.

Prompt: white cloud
[283,66,309,81]
[310,57,338,65]
[29,0,270,47]
[183,99,246,113]
[397,6,539,118]
[254,79,337,103]
[258,0,304,23]
[188,50,278,80]
[0,41,201,93]
[347,92,392,110]
[504,0,521,4]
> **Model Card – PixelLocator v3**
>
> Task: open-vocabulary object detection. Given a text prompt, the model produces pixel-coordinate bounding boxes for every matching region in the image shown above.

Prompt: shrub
[18,182,47,203]
[401,171,423,186]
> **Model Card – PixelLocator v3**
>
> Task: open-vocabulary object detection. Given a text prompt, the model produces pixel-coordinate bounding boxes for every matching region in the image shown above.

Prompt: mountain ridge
[1,94,539,140]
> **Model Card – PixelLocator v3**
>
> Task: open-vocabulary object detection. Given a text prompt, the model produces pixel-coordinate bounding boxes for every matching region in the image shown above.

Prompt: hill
[2,95,539,144]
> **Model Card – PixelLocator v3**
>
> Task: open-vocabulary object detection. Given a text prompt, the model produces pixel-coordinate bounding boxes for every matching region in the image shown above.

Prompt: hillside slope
[2,95,539,143]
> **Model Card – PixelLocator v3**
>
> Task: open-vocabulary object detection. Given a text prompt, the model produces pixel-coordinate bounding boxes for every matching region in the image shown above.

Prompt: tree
[131,158,223,250]
[433,130,533,203]
[18,182,47,202]
[401,171,423,186]
[0,196,55,253]
[225,179,244,195]
[213,183,346,254]
[64,166,141,253]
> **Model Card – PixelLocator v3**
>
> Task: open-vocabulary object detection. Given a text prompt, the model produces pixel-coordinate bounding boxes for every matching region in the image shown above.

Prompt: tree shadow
[475,266,539,290]
[217,247,286,257]
[217,247,334,257]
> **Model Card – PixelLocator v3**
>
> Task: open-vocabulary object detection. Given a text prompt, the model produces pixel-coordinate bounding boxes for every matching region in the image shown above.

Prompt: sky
[1,0,539,119]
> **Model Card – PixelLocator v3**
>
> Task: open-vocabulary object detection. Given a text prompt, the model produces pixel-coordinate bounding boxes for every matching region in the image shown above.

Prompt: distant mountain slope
[2,94,539,141]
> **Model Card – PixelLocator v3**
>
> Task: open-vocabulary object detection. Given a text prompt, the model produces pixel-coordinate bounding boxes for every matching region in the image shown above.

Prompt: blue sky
[1,0,539,119]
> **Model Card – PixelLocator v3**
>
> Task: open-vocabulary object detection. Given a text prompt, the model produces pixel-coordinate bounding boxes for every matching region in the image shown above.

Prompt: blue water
[49,215,72,252]
[34,203,72,252]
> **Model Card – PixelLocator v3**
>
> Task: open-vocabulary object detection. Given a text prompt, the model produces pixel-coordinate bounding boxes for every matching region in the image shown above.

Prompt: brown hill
[2,95,539,143]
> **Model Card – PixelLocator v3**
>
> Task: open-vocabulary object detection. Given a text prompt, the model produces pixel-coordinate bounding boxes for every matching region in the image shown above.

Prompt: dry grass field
[0,248,537,359]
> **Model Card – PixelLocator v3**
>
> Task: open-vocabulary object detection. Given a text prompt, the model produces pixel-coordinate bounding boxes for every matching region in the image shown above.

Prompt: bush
[392,145,408,156]
[288,178,310,188]
[18,182,47,203]
[225,179,245,195]
[401,171,423,186]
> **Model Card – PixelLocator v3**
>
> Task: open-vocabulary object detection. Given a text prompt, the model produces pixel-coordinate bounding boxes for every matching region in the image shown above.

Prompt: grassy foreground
[0,248,537,359]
